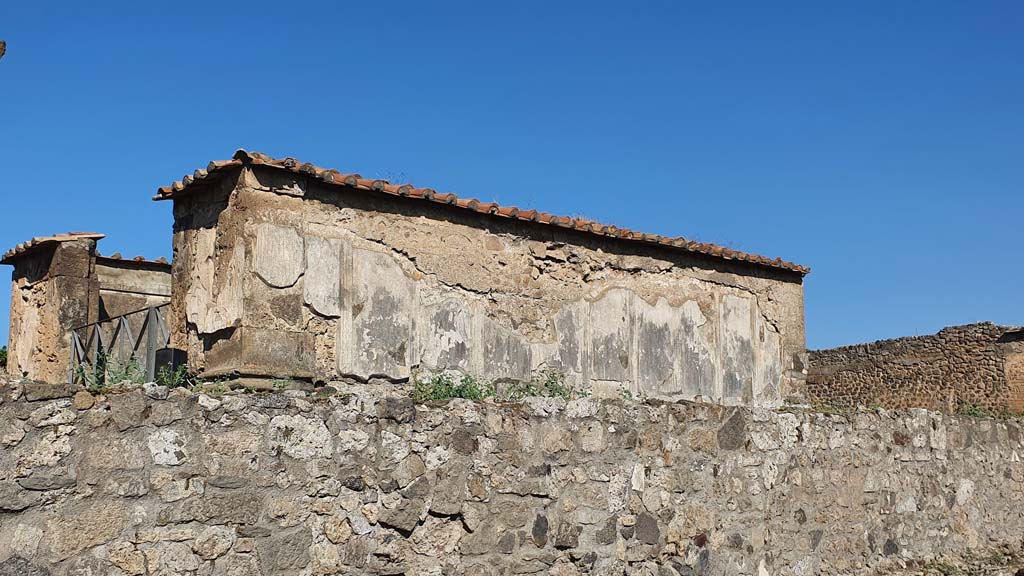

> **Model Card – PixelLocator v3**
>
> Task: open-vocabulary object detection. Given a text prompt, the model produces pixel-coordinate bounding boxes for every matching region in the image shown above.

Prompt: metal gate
[69,304,170,386]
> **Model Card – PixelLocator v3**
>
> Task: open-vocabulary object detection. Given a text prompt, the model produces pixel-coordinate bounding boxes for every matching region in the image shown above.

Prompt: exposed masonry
[808,323,1024,414]
[2,379,1024,576]
[165,157,807,407]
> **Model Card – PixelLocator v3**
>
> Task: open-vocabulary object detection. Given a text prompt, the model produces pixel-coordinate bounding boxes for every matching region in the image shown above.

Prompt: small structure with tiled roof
[2,233,171,382]
[1,232,106,265]
[156,150,810,406]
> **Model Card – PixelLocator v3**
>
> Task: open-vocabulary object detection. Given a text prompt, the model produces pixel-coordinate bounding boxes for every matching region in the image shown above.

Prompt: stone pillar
[2,234,102,383]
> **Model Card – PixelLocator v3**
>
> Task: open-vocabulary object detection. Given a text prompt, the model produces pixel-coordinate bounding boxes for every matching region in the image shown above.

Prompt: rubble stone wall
[2,380,1023,576]
[171,166,806,407]
[808,323,1024,413]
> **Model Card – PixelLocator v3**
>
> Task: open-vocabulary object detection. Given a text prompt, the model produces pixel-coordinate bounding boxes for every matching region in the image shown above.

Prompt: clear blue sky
[1,1,1021,350]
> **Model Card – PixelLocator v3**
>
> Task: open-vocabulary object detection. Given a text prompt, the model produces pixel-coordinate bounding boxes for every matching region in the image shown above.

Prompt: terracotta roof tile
[1,232,105,265]
[96,253,172,268]
[153,149,809,275]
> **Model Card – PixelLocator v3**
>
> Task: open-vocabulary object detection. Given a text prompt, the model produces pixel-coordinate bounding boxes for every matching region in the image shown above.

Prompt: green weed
[411,369,591,403]
[412,372,496,403]
[197,381,229,397]
[958,403,990,418]
[156,364,192,389]
[505,369,588,401]
[271,379,293,391]
[923,561,962,575]
[76,352,145,393]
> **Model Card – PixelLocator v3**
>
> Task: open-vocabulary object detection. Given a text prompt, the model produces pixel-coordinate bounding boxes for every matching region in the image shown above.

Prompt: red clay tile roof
[154,150,809,275]
[96,253,171,268]
[1,232,105,265]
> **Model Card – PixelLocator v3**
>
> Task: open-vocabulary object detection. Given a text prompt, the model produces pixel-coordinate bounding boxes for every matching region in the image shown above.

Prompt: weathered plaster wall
[2,379,1024,576]
[808,323,1024,413]
[5,240,99,382]
[96,259,172,320]
[171,167,806,407]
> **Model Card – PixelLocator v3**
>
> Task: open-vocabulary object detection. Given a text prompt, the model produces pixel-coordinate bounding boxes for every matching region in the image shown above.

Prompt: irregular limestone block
[253,223,304,289]
[205,239,244,333]
[303,236,343,318]
[554,302,587,375]
[637,297,678,394]
[420,299,473,372]
[721,294,755,402]
[754,315,783,406]
[590,289,633,383]
[679,300,717,399]
[184,228,214,329]
[339,249,416,379]
[480,316,531,381]
[203,327,314,379]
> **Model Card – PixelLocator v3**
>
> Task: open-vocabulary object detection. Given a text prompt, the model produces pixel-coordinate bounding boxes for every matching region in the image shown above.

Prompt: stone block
[340,248,416,379]
[303,235,344,318]
[481,317,531,382]
[721,295,755,401]
[253,223,304,288]
[49,240,93,279]
[420,299,473,372]
[590,289,633,382]
[23,382,77,402]
[204,327,314,379]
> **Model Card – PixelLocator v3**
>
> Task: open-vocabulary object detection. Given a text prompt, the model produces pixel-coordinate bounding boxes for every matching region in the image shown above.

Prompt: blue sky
[0,1,1021,349]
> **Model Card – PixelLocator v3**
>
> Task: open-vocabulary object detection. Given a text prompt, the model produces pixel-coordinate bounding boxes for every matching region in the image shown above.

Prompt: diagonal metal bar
[134,309,152,354]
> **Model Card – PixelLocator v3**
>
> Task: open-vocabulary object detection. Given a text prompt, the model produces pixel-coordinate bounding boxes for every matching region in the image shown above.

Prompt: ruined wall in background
[808,323,1024,413]
[2,380,1024,576]
[172,167,807,407]
[95,258,172,320]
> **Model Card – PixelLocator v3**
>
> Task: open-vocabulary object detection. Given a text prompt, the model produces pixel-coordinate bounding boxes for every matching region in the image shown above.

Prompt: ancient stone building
[808,323,1024,413]
[2,233,171,382]
[155,150,809,406]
